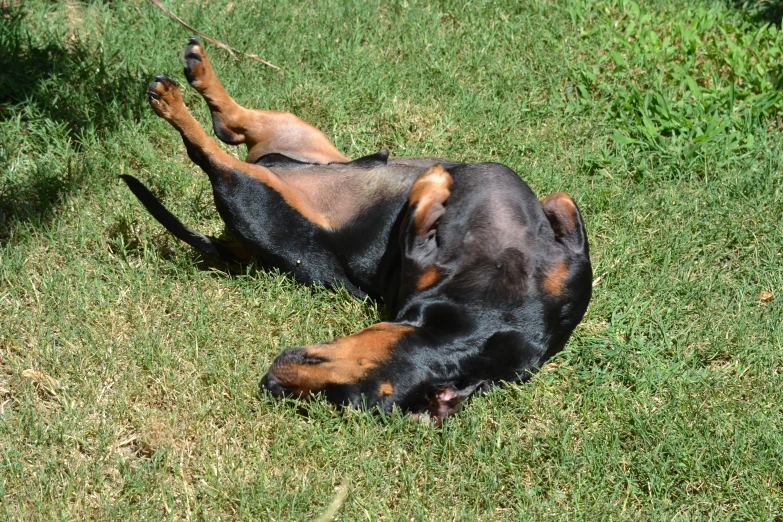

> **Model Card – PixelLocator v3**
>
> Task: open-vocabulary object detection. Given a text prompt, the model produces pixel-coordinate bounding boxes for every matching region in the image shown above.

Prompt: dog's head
[261,163,592,421]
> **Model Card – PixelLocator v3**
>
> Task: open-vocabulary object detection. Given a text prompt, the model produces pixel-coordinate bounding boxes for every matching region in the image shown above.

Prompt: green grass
[1,0,782,519]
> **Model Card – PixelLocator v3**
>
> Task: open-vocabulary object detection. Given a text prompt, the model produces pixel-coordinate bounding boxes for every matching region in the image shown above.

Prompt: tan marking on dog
[409,165,452,235]
[270,323,415,395]
[378,381,394,397]
[542,259,569,297]
[238,167,333,228]
[416,265,441,291]
[280,167,414,230]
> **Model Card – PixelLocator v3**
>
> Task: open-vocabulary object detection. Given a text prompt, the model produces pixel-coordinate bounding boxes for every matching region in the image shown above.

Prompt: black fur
[130,63,593,421]
[120,174,241,263]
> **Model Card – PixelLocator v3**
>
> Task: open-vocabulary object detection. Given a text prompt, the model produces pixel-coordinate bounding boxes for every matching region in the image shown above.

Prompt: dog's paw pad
[152,74,177,87]
[147,75,183,118]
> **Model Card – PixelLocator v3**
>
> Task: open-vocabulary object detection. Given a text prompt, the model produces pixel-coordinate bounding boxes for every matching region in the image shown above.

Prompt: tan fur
[416,265,441,290]
[408,165,453,235]
[378,381,394,397]
[270,323,415,394]
[542,259,569,297]
[186,43,348,164]
[541,192,578,235]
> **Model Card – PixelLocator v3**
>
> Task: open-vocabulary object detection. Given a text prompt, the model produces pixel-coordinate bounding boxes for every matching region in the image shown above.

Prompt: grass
[1,0,782,519]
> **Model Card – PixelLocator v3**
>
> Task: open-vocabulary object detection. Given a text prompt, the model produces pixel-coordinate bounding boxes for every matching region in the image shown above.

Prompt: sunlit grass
[1,0,781,519]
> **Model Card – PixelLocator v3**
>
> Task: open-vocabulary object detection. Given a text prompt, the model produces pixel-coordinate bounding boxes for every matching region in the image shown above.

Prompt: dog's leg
[182,37,348,165]
[147,75,330,228]
[146,74,368,291]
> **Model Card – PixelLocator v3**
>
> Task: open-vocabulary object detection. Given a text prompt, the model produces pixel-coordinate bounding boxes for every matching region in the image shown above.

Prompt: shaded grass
[1,0,782,520]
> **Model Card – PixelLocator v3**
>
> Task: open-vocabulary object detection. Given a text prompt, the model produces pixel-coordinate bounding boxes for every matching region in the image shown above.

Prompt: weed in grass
[569,0,783,181]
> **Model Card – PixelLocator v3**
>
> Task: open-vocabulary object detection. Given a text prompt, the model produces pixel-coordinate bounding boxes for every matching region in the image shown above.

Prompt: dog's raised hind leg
[146,75,331,230]
[181,37,348,165]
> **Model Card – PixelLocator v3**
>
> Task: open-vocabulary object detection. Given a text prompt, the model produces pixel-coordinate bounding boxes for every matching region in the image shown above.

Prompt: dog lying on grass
[122,38,592,422]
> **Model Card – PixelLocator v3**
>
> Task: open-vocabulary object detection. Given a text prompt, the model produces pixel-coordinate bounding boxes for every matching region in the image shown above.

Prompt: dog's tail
[120,175,247,263]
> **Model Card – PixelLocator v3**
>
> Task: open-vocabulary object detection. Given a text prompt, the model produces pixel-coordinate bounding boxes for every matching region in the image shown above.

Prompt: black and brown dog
[122,38,592,422]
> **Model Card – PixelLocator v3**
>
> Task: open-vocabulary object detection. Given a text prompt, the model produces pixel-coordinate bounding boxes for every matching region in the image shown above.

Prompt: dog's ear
[409,165,452,237]
[396,165,453,301]
[403,164,453,263]
[541,192,588,255]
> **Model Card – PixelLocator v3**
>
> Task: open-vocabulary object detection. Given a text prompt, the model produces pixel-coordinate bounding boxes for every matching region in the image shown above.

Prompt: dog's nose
[260,372,288,397]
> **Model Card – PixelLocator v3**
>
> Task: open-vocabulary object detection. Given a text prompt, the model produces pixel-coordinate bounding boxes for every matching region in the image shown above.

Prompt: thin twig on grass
[314,477,350,522]
[149,0,281,70]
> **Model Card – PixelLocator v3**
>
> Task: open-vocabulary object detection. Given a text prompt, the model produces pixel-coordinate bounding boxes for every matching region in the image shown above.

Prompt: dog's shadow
[0,5,147,244]
[731,0,783,25]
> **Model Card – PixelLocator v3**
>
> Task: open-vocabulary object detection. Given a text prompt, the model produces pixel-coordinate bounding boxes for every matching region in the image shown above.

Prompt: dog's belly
[261,159,464,302]
[270,164,420,300]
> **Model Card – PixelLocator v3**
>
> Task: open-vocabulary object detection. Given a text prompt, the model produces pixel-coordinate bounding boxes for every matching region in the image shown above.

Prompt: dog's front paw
[147,75,184,120]
[183,36,210,87]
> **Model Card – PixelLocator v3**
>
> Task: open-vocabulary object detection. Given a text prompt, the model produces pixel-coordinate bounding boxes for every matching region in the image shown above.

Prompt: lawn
[1,0,782,520]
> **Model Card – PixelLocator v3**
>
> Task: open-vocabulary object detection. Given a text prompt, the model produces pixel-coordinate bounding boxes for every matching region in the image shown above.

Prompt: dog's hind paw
[183,36,210,87]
